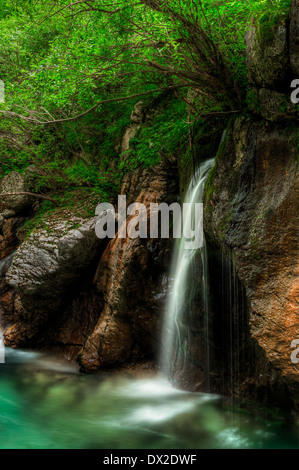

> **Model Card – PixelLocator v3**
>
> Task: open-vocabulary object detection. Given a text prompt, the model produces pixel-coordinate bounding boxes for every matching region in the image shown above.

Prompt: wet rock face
[3,283,102,360]
[0,253,17,328]
[3,216,106,348]
[204,118,298,408]
[6,217,101,298]
[79,162,177,372]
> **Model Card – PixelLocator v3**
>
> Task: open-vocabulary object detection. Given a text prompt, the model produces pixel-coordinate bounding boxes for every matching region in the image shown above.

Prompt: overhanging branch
[0,84,189,125]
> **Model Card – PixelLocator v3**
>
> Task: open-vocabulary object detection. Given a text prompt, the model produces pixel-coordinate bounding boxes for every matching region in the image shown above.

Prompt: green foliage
[0,0,292,221]
[256,3,290,43]
[120,98,188,171]
[0,0,291,122]
[246,88,261,115]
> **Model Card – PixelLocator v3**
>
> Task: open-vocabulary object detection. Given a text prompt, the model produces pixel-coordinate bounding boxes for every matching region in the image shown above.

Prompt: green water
[0,346,298,449]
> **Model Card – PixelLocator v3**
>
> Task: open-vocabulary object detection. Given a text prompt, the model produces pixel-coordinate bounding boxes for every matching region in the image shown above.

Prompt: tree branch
[0,85,189,125]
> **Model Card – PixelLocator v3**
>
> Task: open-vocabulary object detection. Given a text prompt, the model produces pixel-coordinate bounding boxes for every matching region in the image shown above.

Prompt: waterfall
[220,253,248,401]
[161,158,215,388]
[0,251,15,279]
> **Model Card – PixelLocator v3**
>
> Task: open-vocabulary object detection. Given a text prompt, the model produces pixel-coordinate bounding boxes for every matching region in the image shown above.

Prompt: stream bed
[0,345,298,449]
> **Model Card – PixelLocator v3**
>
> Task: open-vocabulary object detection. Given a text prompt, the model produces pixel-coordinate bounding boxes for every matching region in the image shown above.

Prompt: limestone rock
[120,101,150,156]
[7,217,101,296]
[130,101,145,124]
[120,102,145,155]
[121,124,140,155]
[4,215,105,347]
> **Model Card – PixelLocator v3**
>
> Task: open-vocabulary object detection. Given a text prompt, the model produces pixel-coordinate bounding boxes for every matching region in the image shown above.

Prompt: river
[0,345,297,449]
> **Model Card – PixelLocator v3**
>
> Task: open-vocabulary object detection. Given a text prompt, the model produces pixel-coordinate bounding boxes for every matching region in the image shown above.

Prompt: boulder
[4,215,105,347]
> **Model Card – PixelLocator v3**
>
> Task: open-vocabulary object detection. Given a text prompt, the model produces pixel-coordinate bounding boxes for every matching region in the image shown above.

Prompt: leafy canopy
[0,0,291,214]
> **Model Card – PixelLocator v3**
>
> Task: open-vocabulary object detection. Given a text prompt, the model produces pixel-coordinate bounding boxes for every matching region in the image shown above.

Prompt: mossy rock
[246,17,289,87]
[259,88,298,122]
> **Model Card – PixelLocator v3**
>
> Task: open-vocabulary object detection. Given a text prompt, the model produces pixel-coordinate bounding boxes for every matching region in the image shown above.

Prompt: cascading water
[0,251,15,279]
[0,252,15,363]
[161,158,215,389]
[220,253,248,402]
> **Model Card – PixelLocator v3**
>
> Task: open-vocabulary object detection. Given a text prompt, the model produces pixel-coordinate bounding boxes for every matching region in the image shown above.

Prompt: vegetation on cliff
[0,1,292,216]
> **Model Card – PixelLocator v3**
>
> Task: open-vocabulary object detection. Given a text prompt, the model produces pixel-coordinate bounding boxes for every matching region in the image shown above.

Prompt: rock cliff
[202,5,298,409]
[204,118,298,409]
